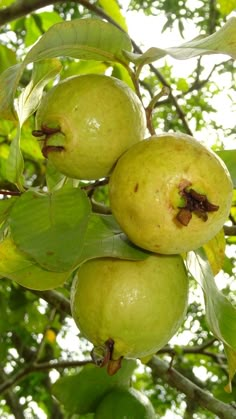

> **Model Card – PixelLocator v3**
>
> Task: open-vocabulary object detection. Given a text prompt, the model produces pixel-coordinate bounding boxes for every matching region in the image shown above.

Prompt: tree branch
[0,0,54,26]
[224,225,236,236]
[33,289,71,315]
[157,341,228,372]
[0,359,92,395]
[149,356,236,419]
[0,370,25,419]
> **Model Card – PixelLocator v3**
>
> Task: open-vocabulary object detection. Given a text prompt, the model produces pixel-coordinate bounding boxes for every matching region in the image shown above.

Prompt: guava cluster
[35,74,233,374]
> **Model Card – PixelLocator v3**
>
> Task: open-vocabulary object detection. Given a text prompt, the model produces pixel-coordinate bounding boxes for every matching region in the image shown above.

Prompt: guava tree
[0,1,236,418]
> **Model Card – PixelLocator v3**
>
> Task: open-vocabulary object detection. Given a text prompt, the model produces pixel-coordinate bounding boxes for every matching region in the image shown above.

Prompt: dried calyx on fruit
[109,132,233,254]
[33,74,146,180]
[176,183,219,226]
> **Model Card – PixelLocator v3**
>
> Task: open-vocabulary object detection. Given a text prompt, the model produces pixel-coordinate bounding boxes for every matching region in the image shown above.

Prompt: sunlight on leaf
[24,18,132,66]
[216,150,236,188]
[5,127,24,191]
[203,229,226,275]
[0,44,17,74]
[0,64,22,120]
[17,58,62,126]
[217,0,236,15]
[186,248,236,389]
[125,17,236,68]
[0,236,71,290]
[224,345,236,393]
[98,0,128,32]
[4,59,62,189]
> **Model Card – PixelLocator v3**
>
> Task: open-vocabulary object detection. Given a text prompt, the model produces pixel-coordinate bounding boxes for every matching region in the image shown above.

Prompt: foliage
[0,1,235,418]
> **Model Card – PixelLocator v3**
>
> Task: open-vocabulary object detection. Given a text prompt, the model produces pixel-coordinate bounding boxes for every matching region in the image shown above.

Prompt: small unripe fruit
[95,388,156,418]
[34,74,146,180]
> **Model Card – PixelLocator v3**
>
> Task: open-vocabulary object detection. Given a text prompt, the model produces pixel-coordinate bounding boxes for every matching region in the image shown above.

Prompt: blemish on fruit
[134,183,139,192]
[46,250,54,256]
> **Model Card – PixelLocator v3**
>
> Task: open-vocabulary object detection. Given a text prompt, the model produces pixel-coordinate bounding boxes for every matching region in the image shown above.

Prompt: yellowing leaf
[0,237,71,290]
[217,0,236,15]
[98,0,128,32]
[187,249,236,390]
[224,344,236,393]
[203,229,226,275]
[126,17,236,66]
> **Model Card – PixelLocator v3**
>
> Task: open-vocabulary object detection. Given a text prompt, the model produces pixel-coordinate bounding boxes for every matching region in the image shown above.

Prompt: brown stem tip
[91,338,123,375]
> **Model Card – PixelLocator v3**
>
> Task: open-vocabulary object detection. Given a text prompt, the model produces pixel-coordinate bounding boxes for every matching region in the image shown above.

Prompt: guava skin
[71,255,188,361]
[35,74,146,180]
[109,133,233,254]
[95,388,156,419]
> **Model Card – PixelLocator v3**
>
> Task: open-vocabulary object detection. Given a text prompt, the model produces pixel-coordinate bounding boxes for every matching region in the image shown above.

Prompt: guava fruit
[71,254,188,372]
[95,387,156,419]
[109,133,233,254]
[34,74,146,180]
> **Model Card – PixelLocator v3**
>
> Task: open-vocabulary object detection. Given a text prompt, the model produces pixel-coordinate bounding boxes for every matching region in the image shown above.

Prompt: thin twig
[0,190,21,196]
[0,359,92,394]
[224,225,236,236]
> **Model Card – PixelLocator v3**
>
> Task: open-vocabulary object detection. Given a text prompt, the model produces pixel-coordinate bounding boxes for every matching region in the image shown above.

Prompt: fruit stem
[145,86,170,135]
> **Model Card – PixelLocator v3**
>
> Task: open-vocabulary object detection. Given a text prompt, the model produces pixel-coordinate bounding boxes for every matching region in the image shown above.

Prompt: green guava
[95,388,156,419]
[71,254,188,370]
[34,74,146,180]
[109,133,233,254]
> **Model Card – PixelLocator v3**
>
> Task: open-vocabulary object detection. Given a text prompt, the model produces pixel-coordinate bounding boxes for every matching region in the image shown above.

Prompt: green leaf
[5,58,61,188]
[5,127,24,191]
[60,59,108,80]
[98,0,128,32]
[78,213,149,264]
[24,18,132,66]
[224,345,236,393]
[45,160,67,192]
[24,14,43,47]
[203,229,226,275]
[0,45,17,75]
[186,248,236,387]
[217,0,236,15]
[216,149,236,188]
[52,359,137,414]
[125,17,236,66]
[0,237,71,290]
[0,0,15,6]
[0,64,22,120]
[9,184,91,272]
[17,58,62,126]
[0,197,17,224]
